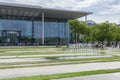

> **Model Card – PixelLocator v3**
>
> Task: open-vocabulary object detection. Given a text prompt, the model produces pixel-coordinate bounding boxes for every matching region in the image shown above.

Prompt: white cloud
[73,0,114,10]
[99,3,120,15]
[0,0,114,10]
[0,0,119,23]
[88,15,120,24]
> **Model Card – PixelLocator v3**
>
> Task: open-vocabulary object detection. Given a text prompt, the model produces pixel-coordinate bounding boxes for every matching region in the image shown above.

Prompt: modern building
[0,2,91,45]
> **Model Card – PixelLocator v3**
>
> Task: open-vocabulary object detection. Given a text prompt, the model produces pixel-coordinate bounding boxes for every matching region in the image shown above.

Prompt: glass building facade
[0,2,91,46]
[0,19,70,45]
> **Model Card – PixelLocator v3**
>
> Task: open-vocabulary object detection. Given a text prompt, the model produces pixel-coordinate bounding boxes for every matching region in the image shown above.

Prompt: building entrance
[2,30,21,43]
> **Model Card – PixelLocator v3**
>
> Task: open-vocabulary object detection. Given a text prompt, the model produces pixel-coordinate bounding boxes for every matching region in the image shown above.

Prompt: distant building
[117,24,120,26]
[86,20,95,26]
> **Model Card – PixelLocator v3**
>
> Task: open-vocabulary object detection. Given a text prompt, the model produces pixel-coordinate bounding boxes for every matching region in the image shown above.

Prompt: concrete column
[32,21,34,38]
[42,12,44,45]
[85,16,87,22]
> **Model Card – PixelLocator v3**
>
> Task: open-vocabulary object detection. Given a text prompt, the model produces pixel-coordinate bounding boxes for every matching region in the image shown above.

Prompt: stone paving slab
[0,62,120,79]
[56,73,120,80]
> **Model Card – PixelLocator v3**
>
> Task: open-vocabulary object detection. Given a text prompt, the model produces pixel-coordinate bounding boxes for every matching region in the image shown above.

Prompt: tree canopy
[68,19,87,43]
[68,20,120,44]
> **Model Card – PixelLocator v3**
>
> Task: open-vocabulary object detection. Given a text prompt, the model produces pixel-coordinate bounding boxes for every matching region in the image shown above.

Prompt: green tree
[114,26,120,42]
[93,21,116,44]
[68,20,87,43]
[114,26,120,43]
[82,26,93,43]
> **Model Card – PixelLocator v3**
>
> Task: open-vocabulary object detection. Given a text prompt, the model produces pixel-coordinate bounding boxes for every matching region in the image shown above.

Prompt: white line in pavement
[0,62,120,79]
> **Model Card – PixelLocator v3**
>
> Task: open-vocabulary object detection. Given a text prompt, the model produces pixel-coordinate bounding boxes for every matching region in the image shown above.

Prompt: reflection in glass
[0,19,70,45]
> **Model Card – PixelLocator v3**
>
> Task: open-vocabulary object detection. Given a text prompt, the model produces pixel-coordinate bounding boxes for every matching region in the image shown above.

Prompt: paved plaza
[0,62,120,79]
[57,73,120,80]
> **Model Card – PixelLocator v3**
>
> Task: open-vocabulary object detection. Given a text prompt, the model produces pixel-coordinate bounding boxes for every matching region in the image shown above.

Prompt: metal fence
[64,43,119,55]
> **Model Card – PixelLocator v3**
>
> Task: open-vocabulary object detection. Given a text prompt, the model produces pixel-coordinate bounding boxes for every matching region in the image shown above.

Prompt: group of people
[0,43,40,46]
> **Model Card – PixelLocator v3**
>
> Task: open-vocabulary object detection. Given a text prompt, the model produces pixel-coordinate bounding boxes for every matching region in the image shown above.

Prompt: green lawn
[3,69,120,80]
[0,46,66,56]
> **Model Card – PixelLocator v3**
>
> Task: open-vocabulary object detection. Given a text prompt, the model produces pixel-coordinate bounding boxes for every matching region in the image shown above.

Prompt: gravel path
[57,73,120,80]
[0,62,120,79]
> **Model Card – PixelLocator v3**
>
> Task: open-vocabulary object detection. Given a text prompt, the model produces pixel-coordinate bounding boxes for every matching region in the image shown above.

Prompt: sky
[0,0,120,24]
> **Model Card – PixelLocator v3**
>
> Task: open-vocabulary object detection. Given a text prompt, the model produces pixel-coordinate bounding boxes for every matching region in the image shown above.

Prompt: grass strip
[0,56,120,69]
[4,68,120,80]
